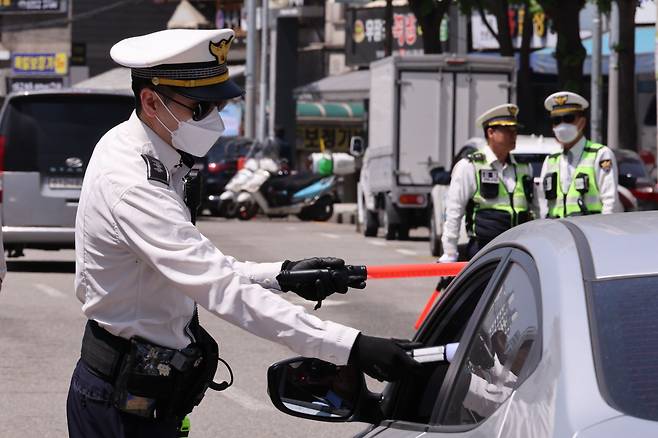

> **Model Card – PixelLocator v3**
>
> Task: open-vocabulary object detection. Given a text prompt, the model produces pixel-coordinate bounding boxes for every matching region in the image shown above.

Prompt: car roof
[5,87,133,100]
[564,211,658,279]
[612,148,641,161]
[513,134,561,154]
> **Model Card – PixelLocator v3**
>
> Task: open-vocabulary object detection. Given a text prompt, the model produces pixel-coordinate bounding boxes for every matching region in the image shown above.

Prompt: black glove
[348,334,423,382]
[276,258,367,307]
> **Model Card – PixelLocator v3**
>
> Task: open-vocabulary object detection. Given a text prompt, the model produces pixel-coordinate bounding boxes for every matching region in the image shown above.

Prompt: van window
[1,93,134,174]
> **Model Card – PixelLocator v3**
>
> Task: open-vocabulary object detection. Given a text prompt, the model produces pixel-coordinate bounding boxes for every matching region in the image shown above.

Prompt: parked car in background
[200,136,253,216]
[268,211,658,438]
[0,89,134,257]
[613,148,658,211]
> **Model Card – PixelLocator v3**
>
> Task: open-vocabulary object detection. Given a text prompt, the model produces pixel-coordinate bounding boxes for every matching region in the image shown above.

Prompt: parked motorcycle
[221,139,355,221]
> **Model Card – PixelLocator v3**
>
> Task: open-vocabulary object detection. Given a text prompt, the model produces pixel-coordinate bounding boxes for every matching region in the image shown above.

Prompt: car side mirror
[267,357,383,424]
[349,136,365,157]
[619,173,637,189]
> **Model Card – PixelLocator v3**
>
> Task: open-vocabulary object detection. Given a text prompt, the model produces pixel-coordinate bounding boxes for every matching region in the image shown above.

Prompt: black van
[0,89,134,256]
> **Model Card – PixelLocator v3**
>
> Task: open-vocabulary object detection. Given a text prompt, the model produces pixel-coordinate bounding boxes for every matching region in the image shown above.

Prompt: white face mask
[154,93,225,157]
[553,122,580,144]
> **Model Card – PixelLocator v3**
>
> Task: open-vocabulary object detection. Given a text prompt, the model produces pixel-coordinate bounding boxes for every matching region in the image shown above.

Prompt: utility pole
[606,2,619,148]
[257,0,269,140]
[591,6,602,143]
[245,0,258,138]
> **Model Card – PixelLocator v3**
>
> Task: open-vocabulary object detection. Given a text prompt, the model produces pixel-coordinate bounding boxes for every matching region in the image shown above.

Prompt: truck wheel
[224,200,239,219]
[397,226,410,241]
[364,210,378,237]
[429,212,442,256]
[384,197,401,240]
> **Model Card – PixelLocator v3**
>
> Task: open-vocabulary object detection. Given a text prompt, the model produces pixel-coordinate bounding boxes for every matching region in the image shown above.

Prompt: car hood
[575,415,658,438]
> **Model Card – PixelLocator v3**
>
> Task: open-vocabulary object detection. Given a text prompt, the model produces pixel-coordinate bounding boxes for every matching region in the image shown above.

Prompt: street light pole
[245,0,257,138]
[606,2,619,148]
[257,0,269,140]
[591,6,602,143]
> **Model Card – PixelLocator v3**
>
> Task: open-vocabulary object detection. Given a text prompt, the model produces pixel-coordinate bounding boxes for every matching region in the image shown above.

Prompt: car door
[361,247,542,438]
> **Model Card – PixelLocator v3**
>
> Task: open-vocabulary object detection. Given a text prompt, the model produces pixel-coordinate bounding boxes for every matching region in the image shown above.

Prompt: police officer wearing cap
[537,92,620,218]
[438,104,534,262]
[66,29,421,437]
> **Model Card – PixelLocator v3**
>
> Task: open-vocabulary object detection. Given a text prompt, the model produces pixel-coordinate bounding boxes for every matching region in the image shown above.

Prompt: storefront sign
[0,0,66,13]
[296,125,364,152]
[6,76,64,93]
[346,6,424,67]
[11,52,68,75]
[471,6,556,50]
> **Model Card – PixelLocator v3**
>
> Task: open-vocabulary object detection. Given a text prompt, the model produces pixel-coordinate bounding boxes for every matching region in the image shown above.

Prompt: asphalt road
[0,218,438,438]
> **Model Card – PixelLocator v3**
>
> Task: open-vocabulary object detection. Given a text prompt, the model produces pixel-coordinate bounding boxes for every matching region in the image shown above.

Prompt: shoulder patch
[141,154,170,186]
[468,152,486,163]
[599,159,612,172]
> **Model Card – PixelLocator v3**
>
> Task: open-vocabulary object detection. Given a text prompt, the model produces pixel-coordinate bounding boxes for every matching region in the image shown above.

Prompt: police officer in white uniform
[438,104,533,263]
[66,29,420,438]
[537,92,620,218]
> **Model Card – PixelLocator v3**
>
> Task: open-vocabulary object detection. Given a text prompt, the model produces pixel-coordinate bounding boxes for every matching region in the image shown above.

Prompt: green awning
[297,101,364,122]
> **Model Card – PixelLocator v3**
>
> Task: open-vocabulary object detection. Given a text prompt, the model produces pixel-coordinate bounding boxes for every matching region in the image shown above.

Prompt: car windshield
[588,275,658,421]
[617,158,648,179]
[207,138,252,162]
[2,93,134,174]
[512,153,547,177]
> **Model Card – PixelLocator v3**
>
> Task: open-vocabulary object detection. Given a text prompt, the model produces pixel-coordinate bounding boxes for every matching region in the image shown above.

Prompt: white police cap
[544,91,589,116]
[110,28,242,101]
[476,103,519,129]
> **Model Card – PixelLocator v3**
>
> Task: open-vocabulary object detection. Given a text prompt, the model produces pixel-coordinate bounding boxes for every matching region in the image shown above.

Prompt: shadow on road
[7,260,75,273]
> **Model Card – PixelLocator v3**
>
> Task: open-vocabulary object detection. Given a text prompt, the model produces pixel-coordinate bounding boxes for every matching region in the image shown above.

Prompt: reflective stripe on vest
[469,151,530,240]
[545,140,603,217]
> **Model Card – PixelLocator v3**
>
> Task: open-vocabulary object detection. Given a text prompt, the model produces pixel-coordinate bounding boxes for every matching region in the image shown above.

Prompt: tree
[616,0,638,150]
[407,0,451,54]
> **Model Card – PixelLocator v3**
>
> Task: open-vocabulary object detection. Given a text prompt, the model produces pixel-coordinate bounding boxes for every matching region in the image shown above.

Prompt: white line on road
[219,387,270,411]
[367,240,387,246]
[320,232,340,239]
[34,283,66,298]
[396,249,418,256]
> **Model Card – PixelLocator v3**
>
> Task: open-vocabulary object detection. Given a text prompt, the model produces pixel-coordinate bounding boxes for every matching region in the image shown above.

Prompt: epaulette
[141,154,170,186]
[467,152,486,163]
[549,152,561,159]
[584,146,601,153]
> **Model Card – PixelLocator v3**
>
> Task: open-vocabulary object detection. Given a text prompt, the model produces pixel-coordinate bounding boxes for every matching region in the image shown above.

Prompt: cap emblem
[553,95,568,106]
[508,106,518,117]
[209,36,233,66]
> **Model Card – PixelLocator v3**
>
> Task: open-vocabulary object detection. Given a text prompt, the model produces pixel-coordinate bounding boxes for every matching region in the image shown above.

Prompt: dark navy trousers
[67,359,180,438]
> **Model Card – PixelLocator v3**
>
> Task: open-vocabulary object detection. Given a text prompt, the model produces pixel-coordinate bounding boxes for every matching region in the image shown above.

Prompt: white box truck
[356,54,515,240]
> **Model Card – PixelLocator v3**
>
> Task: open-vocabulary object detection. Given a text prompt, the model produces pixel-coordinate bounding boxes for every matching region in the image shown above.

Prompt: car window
[617,157,648,179]
[513,153,547,178]
[588,275,658,422]
[1,93,134,173]
[442,259,541,426]
[382,260,502,425]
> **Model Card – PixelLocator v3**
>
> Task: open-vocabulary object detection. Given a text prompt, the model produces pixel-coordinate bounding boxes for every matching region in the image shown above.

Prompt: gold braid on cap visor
[150,71,229,87]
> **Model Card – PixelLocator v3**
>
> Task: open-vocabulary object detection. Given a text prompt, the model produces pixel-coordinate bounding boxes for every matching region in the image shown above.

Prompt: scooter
[217,141,280,218]
[235,168,338,221]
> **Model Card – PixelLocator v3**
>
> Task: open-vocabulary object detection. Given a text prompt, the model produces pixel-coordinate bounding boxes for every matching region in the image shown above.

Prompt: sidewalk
[330,203,357,224]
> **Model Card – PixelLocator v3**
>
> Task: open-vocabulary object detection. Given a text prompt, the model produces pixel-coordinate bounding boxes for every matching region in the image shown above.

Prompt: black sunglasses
[550,113,577,126]
[157,91,228,121]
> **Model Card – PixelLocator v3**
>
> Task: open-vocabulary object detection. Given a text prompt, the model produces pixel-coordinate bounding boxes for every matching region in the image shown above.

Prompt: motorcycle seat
[268,173,326,193]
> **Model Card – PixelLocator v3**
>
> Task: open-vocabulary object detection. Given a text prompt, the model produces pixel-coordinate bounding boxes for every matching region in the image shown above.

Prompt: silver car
[0,89,134,256]
[269,211,658,437]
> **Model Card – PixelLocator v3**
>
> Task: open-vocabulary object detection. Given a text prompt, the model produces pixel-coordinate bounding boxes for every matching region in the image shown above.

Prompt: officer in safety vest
[438,104,534,263]
[66,29,420,438]
[537,91,620,218]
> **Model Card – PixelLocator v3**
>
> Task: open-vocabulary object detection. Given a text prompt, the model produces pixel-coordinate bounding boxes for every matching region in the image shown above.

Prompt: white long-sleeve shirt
[75,111,359,364]
[441,145,529,259]
[536,136,620,218]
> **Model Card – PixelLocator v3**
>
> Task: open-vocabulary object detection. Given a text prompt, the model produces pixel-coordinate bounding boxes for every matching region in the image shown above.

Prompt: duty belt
[81,319,131,382]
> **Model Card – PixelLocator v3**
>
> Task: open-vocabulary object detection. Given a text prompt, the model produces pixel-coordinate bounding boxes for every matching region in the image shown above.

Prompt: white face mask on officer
[553,122,580,144]
[154,93,225,157]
